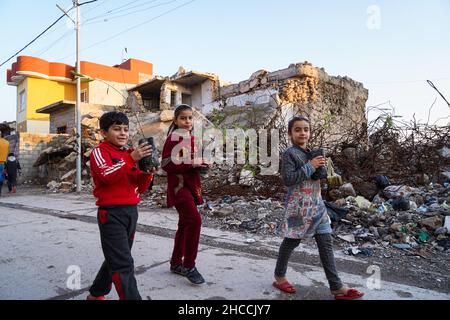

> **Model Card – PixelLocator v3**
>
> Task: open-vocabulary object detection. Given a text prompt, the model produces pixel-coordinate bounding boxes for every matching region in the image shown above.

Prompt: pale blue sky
[1,0,449,124]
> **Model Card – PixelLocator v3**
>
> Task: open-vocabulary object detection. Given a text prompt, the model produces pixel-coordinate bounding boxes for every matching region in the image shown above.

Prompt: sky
[0,0,449,125]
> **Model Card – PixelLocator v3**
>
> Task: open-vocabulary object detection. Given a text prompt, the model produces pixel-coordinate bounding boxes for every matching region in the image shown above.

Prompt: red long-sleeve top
[161,132,203,208]
[90,141,153,207]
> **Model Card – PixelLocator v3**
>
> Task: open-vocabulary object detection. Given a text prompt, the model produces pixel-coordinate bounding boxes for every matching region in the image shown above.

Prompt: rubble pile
[188,180,450,258]
[331,182,450,256]
[34,111,105,192]
[198,195,285,235]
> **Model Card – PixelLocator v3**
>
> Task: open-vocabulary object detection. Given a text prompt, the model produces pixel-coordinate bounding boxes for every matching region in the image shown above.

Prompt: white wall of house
[26,120,50,134]
[201,80,215,107]
[88,80,135,106]
[225,88,279,107]
[191,85,202,109]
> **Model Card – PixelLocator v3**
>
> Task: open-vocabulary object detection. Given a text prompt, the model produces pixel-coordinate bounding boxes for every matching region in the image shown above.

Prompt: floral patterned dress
[279,145,330,239]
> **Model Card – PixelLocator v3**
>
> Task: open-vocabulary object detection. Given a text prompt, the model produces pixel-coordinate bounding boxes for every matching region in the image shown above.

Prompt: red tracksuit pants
[171,188,202,269]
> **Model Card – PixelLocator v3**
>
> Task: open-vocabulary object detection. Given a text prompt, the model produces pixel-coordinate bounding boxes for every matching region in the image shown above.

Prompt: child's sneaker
[86,294,106,300]
[170,264,187,276]
[185,267,205,285]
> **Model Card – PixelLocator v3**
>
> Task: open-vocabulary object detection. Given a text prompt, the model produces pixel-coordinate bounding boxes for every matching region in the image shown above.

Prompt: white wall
[88,80,135,106]
[224,88,279,107]
[26,120,50,134]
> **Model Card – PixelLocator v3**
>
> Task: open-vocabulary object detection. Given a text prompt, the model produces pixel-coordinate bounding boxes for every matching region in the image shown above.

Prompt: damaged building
[208,62,369,150]
[8,58,369,186]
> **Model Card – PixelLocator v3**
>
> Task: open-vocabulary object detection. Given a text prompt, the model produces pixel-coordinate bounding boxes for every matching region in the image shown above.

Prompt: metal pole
[75,0,82,193]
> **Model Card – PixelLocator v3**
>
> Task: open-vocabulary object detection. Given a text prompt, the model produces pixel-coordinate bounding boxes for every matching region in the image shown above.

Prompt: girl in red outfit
[161,104,209,285]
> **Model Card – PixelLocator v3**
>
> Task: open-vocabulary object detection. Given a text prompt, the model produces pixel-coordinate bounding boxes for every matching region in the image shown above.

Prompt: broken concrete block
[64,152,77,163]
[87,110,104,119]
[239,81,251,94]
[214,207,234,218]
[84,149,92,158]
[338,234,355,243]
[81,117,99,128]
[160,110,174,122]
[59,182,74,193]
[339,183,356,197]
[47,180,59,190]
[61,169,76,182]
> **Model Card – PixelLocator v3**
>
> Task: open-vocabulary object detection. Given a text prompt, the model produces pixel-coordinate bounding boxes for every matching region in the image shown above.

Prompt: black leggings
[274,234,343,291]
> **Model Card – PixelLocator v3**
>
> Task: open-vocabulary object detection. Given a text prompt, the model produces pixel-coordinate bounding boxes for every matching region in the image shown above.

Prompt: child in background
[5,153,21,193]
[161,104,209,285]
[273,116,364,300]
[87,111,154,300]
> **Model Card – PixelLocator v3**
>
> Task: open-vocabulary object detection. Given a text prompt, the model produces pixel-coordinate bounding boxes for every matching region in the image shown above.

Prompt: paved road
[0,193,448,300]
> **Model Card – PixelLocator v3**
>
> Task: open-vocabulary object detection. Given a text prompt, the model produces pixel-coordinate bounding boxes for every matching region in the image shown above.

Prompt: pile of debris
[198,195,285,236]
[35,111,104,192]
[330,181,450,255]
[189,179,450,256]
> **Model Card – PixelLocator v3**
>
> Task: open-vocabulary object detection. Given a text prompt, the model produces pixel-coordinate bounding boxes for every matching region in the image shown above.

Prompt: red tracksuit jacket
[161,132,203,208]
[90,141,153,207]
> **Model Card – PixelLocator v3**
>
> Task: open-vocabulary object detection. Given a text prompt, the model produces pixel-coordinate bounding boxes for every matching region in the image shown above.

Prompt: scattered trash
[378,203,387,214]
[444,216,450,231]
[339,183,356,198]
[338,234,356,243]
[434,227,448,235]
[245,238,256,244]
[392,243,412,250]
[344,247,374,257]
[392,197,410,211]
[416,205,428,214]
[375,176,390,189]
[324,201,349,223]
[355,196,371,210]
[420,216,443,230]
[417,230,430,243]
[383,185,420,199]
[436,238,450,250]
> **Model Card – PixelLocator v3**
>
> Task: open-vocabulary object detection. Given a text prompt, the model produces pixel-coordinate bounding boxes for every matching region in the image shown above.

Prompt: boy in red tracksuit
[162,104,209,285]
[87,111,154,300]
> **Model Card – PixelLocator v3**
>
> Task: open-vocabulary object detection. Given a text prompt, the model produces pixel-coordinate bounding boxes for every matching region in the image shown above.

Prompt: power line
[83,0,157,22]
[0,14,67,68]
[0,1,99,68]
[33,29,73,57]
[61,0,196,60]
[83,0,178,25]
[81,0,113,17]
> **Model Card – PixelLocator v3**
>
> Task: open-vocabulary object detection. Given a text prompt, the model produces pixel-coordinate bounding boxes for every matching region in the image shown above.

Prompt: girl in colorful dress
[273,116,364,300]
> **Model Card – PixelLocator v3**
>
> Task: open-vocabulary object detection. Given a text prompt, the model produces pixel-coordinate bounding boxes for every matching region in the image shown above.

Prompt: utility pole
[58,1,82,193]
[75,0,82,193]
[56,0,99,193]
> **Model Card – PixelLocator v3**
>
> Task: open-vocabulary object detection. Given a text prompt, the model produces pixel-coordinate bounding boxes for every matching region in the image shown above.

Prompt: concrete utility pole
[58,0,84,193]
[75,0,82,193]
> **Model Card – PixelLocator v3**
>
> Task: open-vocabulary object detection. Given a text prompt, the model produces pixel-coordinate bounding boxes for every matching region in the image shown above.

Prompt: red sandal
[334,288,364,300]
[273,281,297,294]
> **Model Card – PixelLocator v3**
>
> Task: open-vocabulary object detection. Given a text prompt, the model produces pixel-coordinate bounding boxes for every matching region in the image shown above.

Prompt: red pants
[171,188,202,269]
